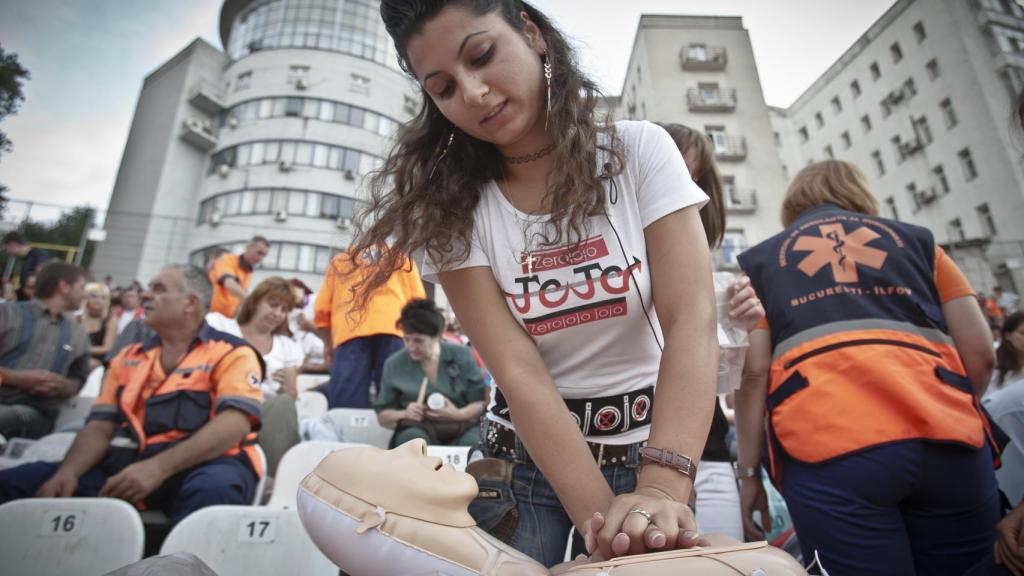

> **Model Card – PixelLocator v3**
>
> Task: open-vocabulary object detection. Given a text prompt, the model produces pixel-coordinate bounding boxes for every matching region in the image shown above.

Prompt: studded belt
[484,419,645,467]
[490,386,655,438]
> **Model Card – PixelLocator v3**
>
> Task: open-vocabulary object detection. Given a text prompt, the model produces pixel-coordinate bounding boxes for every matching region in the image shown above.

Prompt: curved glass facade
[227,0,391,65]
[222,96,400,137]
[198,187,360,224]
[192,240,339,274]
[208,139,381,175]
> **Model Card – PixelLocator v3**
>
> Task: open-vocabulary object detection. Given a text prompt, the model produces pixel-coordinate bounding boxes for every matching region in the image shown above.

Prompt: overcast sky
[0,0,895,220]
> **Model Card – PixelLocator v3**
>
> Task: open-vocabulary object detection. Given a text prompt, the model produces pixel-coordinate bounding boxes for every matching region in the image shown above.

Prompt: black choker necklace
[505,143,556,165]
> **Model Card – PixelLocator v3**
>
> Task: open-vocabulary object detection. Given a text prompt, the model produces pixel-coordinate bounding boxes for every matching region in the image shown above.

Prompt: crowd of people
[1,1,1023,574]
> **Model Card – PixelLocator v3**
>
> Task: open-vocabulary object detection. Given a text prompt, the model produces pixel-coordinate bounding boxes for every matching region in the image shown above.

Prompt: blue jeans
[0,453,257,525]
[324,334,403,408]
[781,440,1001,576]
[470,423,640,568]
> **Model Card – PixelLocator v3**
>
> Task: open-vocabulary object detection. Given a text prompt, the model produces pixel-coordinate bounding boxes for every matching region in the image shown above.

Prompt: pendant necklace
[497,167,544,277]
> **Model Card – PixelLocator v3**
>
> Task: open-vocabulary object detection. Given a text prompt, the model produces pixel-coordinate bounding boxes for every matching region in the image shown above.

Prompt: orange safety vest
[738,205,1001,483]
[90,323,266,478]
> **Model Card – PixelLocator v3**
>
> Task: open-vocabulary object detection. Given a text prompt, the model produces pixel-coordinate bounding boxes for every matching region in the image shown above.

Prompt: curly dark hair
[995,311,1024,389]
[397,298,446,337]
[345,0,624,309]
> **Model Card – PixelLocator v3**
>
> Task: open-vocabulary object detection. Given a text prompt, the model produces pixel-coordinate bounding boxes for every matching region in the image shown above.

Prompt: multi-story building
[614,15,790,269]
[91,0,416,290]
[771,0,1024,293]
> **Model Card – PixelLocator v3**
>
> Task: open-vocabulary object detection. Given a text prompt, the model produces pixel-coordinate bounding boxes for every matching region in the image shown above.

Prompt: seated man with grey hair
[0,265,265,524]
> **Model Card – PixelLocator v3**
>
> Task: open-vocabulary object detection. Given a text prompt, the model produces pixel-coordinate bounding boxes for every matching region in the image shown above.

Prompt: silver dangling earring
[428,129,455,180]
[543,54,553,130]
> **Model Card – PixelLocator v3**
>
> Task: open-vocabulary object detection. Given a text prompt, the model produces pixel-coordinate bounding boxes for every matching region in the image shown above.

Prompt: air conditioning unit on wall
[217,164,231,178]
[274,210,289,222]
[336,216,353,231]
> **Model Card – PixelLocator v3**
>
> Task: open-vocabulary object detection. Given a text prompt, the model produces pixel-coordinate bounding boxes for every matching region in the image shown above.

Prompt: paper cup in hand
[426,392,446,410]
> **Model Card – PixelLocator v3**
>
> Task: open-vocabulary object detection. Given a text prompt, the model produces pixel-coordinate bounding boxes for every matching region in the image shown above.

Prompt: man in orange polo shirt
[208,236,270,317]
[315,247,425,408]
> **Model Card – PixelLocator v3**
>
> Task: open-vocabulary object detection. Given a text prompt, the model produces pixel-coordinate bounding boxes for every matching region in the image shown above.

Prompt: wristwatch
[734,464,760,479]
[639,446,697,482]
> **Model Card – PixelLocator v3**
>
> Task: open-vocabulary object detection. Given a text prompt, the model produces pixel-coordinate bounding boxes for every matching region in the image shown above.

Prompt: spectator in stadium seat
[115,285,145,335]
[374,299,486,448]
[0,264,264,524]
[314,247,425,408]
[79,282,119,368]
[207,236,270,318]
[0,262,90,438]
[2,230,55,301]
[206,276,304,475]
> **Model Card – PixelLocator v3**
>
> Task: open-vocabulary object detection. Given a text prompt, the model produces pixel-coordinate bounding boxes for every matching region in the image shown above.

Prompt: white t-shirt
[204,312,305,396]
[422,120,708,444]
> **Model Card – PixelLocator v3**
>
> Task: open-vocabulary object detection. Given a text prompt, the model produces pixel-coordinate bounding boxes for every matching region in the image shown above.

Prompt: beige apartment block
[772,0,1024,294]
[613,15,790,270]
[91,0,418,290]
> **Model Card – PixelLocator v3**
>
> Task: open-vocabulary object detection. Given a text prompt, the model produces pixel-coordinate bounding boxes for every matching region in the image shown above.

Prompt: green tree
[0,44,31,214]
[1,207,96,273]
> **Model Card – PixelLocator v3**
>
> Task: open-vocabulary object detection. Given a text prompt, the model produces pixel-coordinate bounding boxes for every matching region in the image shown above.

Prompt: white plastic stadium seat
[160,505,336,576]
[80,366,105,397]
[426,445,472,472]
[296,374,329,393]
[326,408,393,448]
[252,444,268,506]
[54,396,96,432]
[0,497,144,576]
[295,391,328,421]
[267,441,365,508]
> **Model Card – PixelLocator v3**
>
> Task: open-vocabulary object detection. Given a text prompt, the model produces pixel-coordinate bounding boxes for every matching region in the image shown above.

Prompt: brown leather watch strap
[639,446,697,482]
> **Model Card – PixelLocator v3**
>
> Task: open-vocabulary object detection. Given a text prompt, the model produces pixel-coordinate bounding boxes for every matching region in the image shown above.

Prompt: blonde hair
[82,282,111,318]
[781,160,879,226]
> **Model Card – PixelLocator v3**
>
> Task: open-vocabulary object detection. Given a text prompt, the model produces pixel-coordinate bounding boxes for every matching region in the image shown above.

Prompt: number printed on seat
[237,517,277,543]
[40,510,83,536]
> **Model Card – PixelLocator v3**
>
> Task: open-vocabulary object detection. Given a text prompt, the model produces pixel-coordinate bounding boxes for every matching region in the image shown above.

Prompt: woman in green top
[374,299,487,447]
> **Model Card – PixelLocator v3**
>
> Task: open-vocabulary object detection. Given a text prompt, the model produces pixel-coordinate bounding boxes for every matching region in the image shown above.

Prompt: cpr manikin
[297,440,808,576]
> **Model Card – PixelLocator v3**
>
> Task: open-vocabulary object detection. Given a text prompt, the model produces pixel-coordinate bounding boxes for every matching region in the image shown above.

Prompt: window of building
[977,203,998,236]
[934,164,950,194]
[287,65,310,84]
[941,98,959,128]
[698,82,722,101]
[688,44,708,60]
[235,71,252,92]
[720,230,748,267]
[226,0,392,65]
[990,23,1024,54]
[284,97,302,116]
[926,58,941,80]
[350,73,371,95]
[851,79,862,98]
[948,218,965,242]
[798,126,809,142]
[861,114,873,133]
[881,99,892,118]
[885,196,899,220]
[831,96,842,115]
[912,115,933,145]
[913,21,927,43]
[815,111,824,128]
[959,148,978,181]
[892,135,904,163]
[891,42,903,63]
[903,77,918,98]
[824,144,834,159]
[872,150,885,176]
[841,131,852,149]
[870,61,881,80]
[906,182,920,210]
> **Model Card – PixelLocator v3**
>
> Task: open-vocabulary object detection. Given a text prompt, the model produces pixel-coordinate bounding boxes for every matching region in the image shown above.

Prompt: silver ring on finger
[628,506,653,523]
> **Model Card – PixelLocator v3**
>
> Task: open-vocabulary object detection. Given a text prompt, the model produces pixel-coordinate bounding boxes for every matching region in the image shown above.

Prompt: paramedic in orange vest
[208,236,270,317]
[314,247,426,409]
[734,161,1002,576]
[0,265,265,524]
